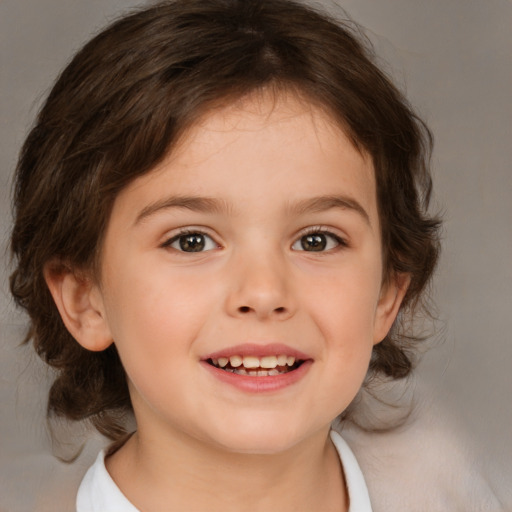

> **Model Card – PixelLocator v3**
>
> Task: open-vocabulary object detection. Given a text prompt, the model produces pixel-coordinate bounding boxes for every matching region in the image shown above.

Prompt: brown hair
[10,0,441,439]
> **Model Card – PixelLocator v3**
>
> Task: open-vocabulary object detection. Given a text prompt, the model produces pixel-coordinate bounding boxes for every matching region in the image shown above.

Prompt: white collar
[77,431,372,511]
[330,430,373,511]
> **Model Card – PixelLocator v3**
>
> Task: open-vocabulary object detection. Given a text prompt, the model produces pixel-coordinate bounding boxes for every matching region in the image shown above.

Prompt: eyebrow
[289,195,371,225]
[134,194,370,226]
[134,196,229,225]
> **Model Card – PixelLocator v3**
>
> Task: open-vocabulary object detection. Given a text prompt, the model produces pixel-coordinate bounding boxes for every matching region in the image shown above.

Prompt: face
[89,93,404,454]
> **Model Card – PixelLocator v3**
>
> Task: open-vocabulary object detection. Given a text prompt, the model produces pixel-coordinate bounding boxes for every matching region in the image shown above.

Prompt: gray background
[1,0,511,510]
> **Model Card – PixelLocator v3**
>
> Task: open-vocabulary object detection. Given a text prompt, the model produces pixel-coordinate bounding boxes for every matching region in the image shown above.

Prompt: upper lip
[202,343,311,361]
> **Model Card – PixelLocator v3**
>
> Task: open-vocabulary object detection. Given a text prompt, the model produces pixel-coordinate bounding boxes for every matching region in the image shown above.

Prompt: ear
[373,272,411,345]
[44,263,113,352]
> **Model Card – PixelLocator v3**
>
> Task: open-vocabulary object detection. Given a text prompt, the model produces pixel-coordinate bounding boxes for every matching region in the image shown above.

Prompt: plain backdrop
[1,0,511,510]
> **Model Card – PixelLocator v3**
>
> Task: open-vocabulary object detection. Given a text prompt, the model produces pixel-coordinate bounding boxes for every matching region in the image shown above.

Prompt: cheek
[100,260,215,375]
[100,274,206,414]
[301,261,381,392]
[303,261,382,340]
[105,249,209,325]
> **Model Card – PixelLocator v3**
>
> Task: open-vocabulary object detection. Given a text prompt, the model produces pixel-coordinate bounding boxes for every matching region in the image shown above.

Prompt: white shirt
[76,430,372,511]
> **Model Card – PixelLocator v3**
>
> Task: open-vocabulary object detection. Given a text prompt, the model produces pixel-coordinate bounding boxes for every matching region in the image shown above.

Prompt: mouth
[202,345,312,392]
[206,354,305,377]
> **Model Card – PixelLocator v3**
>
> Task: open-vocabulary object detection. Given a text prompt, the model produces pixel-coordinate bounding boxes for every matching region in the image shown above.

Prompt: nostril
[235,305,288,316]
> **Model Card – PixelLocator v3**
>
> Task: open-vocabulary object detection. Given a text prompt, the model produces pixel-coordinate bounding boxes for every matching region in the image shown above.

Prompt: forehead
[111,91,378,227]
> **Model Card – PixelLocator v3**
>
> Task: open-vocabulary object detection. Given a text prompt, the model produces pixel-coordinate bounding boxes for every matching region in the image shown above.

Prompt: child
[9,0,441,510]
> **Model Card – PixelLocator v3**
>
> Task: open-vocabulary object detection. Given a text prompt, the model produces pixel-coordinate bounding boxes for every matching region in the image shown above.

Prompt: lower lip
[201,360,312,393]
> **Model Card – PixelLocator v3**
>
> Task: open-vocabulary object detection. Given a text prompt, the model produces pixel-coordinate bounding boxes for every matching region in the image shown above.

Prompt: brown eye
[166,232,217,252]
[292,231,344,252]
[301,234,327,251]
[179,234,205,252]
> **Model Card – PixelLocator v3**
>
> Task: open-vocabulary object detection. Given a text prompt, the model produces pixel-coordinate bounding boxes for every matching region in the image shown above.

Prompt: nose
[225,250,296,321]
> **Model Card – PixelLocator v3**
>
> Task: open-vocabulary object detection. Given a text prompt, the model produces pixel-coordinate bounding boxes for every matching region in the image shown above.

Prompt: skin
[46,91,408,511]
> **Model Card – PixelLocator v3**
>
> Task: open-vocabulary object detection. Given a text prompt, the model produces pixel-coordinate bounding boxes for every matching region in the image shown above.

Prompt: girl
[10,0,442,510]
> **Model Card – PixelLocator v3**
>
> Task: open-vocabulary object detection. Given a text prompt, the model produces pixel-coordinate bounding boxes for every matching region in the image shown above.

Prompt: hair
[10,0,441,440]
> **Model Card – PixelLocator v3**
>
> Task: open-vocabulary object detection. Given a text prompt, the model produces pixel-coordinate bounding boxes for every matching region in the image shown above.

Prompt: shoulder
[337,392,503,512]
[76,450,139,512]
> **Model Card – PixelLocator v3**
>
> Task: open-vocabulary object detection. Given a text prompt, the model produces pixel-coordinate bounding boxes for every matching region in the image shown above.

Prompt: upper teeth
[213,355,296,369]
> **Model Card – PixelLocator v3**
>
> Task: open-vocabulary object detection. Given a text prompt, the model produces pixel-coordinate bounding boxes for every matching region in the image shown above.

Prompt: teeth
[229,355,243,367]
[230,367,291,377]
[211,354,300,372]
[276,355,287,366]
[260,356,277,369]
[242,356,260,369]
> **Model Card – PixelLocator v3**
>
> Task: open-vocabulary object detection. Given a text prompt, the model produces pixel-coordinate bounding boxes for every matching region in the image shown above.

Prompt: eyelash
[161,229,219,253]
[291,227,348,253]
[161,227,348,254]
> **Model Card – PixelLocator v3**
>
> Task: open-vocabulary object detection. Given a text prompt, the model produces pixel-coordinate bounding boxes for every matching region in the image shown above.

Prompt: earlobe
[44,264,113,352]
[373,273,411,345]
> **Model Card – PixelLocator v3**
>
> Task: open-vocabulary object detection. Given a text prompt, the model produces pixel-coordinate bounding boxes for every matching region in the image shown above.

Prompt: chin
[204,417,314,456]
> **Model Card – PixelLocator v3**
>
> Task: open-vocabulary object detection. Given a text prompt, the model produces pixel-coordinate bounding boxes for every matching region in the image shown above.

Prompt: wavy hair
[10,0,441,440]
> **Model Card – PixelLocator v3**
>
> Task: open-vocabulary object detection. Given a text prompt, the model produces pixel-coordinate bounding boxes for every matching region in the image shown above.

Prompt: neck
[106,425,348,512]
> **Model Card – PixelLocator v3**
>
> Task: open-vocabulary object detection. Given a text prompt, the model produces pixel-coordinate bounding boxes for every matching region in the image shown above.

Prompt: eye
[164,231,218,253]
[292,231,345,252]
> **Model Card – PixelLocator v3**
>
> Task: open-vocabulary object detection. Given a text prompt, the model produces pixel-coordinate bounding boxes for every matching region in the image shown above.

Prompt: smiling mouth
[207,354,304,376]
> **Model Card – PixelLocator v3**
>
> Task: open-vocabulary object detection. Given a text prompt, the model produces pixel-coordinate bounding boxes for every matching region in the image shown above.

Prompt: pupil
[302,234,326,251]
[180,234,205,252]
